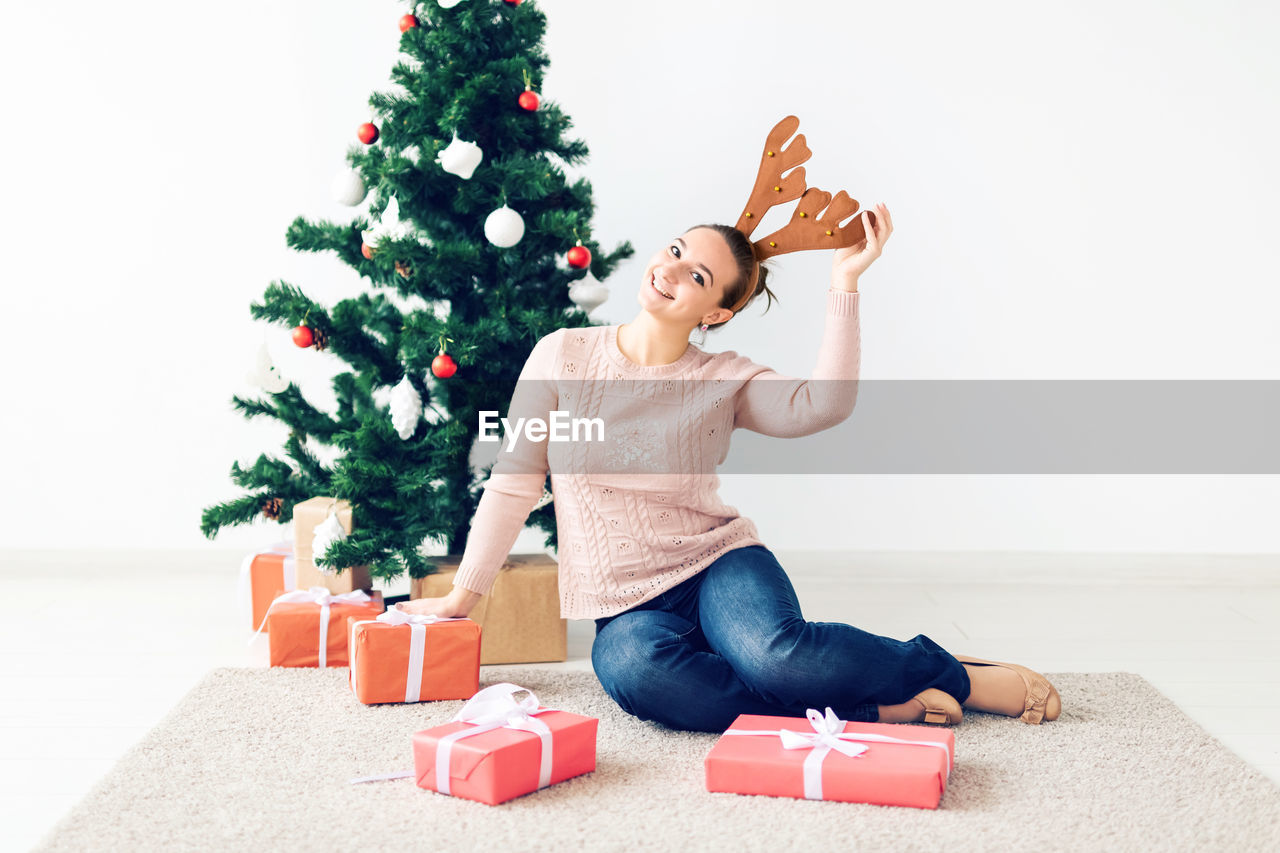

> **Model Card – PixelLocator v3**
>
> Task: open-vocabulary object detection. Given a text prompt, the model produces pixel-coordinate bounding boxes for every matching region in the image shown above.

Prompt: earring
[690,322,709,346]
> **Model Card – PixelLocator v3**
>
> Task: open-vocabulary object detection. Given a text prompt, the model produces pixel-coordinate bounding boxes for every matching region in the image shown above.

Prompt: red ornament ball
[361,242,375,260]
[431,353,458,379]
[518,90,540,111]
[357,122,379,144]
[504,0,523,5]
[566,245,592,269]
[291,325,315,348]
[399,14,418,32]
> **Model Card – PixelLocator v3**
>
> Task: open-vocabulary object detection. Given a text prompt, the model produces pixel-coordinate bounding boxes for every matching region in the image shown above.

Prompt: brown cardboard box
[291,497,372,594]
[409,553,565,665]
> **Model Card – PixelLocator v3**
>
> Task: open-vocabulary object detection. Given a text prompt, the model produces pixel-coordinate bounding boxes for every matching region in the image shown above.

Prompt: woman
[401,205,1062,731]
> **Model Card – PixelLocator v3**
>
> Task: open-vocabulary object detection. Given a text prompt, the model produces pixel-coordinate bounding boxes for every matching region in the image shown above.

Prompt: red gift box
[705,708,955,809]
[412,683,597,805]
[239,542,295,632]
[348,611,481,704]
[262,588,384,668]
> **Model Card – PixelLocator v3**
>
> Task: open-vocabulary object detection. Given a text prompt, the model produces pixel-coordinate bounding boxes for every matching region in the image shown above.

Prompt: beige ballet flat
[911,687,964,725]
[955,654,1062,724]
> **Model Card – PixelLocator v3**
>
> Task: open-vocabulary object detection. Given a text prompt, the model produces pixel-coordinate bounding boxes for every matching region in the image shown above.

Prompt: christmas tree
[201,0,633,582]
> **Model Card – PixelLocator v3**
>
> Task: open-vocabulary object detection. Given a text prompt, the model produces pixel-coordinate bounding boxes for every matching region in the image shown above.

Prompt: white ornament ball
[484,205,524,248]
[436,134,483,179]
[437,0,465,7]
[311,509,348,570]
[331,168,367,206]
[390,375,423,440]
[569,275,609,314]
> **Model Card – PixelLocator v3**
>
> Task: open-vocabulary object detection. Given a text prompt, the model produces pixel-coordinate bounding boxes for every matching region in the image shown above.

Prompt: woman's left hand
[832,202,893,290]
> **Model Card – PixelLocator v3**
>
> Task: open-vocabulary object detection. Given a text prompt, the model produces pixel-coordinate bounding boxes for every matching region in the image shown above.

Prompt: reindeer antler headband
[727,115,873,315]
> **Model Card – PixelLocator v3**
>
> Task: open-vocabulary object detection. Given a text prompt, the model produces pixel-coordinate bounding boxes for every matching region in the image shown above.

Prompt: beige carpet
[36,667,1280,852]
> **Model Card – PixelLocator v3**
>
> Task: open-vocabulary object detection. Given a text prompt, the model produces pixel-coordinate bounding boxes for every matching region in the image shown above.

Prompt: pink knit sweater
[452,287,862,619]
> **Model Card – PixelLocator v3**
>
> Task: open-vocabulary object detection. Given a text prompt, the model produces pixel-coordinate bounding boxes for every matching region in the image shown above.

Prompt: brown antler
[752,188,870,261]
[733,115,873,261]
[734,115,811,238]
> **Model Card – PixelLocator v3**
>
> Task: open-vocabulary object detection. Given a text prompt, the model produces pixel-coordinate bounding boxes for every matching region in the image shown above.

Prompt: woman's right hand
[395,585,482,619]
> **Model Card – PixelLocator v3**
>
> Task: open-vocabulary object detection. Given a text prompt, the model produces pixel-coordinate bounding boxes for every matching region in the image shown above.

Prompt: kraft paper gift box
[348,610,481,704]
[412,683,597,805]
[409,553,565,665]
[263,588,384,668]
[705,708,955,809]
[239,542,295,632]
[292,496,372,594]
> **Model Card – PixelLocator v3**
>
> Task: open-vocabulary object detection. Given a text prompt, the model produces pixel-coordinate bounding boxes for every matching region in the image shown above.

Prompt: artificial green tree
[201,0,632,581]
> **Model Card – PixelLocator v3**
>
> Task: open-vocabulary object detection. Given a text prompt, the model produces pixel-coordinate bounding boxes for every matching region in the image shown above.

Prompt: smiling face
[639,227,740,328]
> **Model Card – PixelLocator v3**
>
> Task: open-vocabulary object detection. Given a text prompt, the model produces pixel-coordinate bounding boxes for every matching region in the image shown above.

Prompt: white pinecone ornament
[390,375,423,440]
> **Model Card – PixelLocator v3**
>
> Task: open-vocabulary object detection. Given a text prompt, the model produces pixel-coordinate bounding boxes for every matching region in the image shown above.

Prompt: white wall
[1,0,1276,553]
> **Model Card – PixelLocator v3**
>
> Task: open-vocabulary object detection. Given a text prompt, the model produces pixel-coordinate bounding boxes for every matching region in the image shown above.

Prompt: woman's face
[639,227,739,328]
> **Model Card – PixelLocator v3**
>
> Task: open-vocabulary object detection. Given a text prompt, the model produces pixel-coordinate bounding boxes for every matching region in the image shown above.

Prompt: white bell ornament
[363,194,405,248]
[311,508,348,571]
[245,342,289,393]
[436,133,483,179]
[484,204,524,248]
[569,272,609,314]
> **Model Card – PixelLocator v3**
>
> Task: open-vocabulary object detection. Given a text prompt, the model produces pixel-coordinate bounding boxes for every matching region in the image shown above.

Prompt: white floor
[4,548,1278,851]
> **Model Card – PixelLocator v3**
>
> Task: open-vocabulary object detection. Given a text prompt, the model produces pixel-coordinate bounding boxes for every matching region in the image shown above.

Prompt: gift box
[705,708,955,809]
[263,588,385,668]
[239,542,295,632]
[348,610,481,704]
[409,553,565,665]
[292,496,372,594]
[412,682,597,805]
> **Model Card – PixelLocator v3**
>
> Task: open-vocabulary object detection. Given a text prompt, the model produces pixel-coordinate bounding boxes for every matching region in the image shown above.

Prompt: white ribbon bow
[434,683,555,795]
[778,708,872,758]
[348,609,466,703]
[723,706,953,801]
[249,587,372,668]
[236,542,295,627]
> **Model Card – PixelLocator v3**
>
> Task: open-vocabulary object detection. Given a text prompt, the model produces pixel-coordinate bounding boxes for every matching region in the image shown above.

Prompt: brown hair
[688,224,778,331]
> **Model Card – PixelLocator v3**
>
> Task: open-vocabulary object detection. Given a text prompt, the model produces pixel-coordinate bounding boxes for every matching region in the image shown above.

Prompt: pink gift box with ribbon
[705,708,955,809]
[411,683,598,805]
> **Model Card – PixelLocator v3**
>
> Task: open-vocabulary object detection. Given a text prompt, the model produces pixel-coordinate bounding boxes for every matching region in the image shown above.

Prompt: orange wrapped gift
[239,542,295,632]
[259,588,384,668]
[705,708,954,809]
[412,683,597,805]
[348,610,481,704]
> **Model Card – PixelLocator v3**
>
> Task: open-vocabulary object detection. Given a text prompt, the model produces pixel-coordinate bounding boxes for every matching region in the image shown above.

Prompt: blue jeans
[591,545,971,733]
